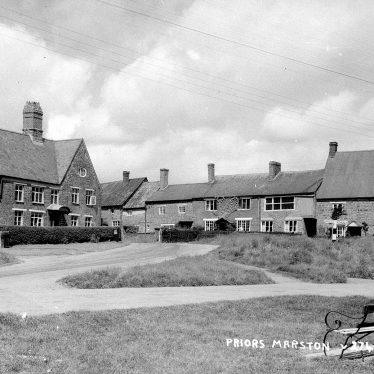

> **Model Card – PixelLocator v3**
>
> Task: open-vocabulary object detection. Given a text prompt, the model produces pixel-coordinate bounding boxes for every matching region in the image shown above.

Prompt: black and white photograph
[1,0,374,372]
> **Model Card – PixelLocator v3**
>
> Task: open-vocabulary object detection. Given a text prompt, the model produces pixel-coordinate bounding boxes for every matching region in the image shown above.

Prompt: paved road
[1,242,374,316]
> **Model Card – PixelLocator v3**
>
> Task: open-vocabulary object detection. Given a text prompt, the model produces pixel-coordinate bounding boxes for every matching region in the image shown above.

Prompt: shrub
[0,226,120,246]
[289,248,313,265]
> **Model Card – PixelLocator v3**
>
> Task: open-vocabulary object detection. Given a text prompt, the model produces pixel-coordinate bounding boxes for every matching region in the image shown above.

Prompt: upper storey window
[79,168,87,177]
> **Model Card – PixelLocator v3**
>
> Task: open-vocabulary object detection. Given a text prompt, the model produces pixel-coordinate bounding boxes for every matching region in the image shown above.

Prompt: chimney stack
[329,142,338,158]
[269,161,281,180]
[123,171,130,184]
[208,163,215,183]
[160,168,169,190]
[23,101,43,144]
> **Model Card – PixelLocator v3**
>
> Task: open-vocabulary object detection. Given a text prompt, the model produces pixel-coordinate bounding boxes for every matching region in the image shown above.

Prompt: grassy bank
[59,255,274,288]
[0,251,17,266]
[209,233,374,283]
[1,295,373,373]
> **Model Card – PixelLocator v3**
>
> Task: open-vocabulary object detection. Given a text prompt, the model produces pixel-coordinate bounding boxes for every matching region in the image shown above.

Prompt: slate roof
[101,178,147,206]
[148,169,324,202]
[124,181,160,209]
[0,129,82,184]
[317,150,374,199]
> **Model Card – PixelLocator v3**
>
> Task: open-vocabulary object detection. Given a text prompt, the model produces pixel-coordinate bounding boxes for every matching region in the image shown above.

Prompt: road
[0,242,374,316]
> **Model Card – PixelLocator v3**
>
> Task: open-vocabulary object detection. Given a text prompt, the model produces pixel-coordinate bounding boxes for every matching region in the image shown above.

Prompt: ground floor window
[337,225,346,237]
[204,219,217,231]
[14,210,24,226]
[85,216,93,227]
[70,215,79,227]
[261,220,273,233]
[284,220,297,233]
[112,220,120,226]
[236,218,251,232]
[30,212,44,227]
[160,224,175,229]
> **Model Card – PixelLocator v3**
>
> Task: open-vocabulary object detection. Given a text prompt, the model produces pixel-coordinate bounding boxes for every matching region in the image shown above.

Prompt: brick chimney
[160,168,169,190]
[123,171,130,184]
[23,101,43,144]
[329,142,338,158]
[208,163,215,183]
[269,161,281,180]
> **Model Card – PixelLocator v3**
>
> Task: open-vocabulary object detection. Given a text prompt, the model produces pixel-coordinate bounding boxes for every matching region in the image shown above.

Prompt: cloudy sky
[1,0,374,184]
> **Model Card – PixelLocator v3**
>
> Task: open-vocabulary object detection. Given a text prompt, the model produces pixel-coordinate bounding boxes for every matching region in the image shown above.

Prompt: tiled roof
[317,150,374,199]
[0,129,81,184]
[147,169,324,202]
[124,181,160,209]
[101,177,147,206]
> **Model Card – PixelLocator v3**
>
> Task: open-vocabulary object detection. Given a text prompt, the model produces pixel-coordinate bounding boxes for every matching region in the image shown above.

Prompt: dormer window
[79,168,87,177]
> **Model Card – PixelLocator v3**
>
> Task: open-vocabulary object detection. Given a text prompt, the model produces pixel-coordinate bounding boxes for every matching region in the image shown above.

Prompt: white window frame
[85,189,96,206]
[204,218,218,231]
[30,212,44,227]
[235,218,252,232]
[51,189,59,205]
[70,214,79,227]
[72,187,80,204]
[160,224,175,229]
[265,196,295,211]
[112,220,120,227]
[158,206,166,215]
[84,215,93,227]
[15,184,25,202]
[238,198,251,210]
[337,225,346,238]
[13,209,24,226]
[205,199,217,211]
[261,220,273,233]
[331,202,345,210]
[79,168,87,177]
[284,220,298,233]
[31,186,44,204]
[178,204,186,214]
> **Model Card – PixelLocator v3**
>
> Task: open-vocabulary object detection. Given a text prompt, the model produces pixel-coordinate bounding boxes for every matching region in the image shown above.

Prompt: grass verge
[0,251,17,266]
[59,255,274,288]
[1,295,373,373]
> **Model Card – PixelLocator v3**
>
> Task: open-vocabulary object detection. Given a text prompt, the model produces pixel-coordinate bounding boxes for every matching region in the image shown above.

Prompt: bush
[0,226,120,246]
[289,248,313,265]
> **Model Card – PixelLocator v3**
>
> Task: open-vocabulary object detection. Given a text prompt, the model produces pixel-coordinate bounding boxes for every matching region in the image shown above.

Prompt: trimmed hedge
[0,226,121,246]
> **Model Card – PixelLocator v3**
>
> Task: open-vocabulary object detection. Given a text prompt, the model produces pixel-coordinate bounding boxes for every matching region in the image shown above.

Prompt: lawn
[1,295,373,373]
[59,255,274,288]
[209,233,374,283]
[0,251,17,266]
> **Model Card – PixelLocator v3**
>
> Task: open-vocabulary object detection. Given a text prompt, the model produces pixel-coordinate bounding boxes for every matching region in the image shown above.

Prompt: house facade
[0,102,101,227]
[316,142,374,237]
[146,163,323,235]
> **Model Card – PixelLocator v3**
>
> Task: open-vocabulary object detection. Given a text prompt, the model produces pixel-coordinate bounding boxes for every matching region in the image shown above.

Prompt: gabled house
[0,102,101,227]
[316,142,374,237]
[146,163,324,235]
[100,171,147,227]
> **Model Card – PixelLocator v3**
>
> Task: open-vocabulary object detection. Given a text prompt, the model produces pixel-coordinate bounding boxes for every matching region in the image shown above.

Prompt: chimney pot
[269,161,281,180]
[329,142,338,158]
[208,163,215,183]
[160,168,169,190]
[123,171,130,184]
[23,101,44,143]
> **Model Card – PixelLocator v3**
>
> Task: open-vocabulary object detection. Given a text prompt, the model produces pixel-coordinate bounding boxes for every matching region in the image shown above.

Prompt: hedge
[0,226,121,246]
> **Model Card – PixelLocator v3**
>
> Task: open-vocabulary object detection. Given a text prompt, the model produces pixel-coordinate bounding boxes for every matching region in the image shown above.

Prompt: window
[124,210,133,216]
[72,188,80,204]
[30,212,43,227]
[204,219,217,231]
[261,220,273,233]
[337,225,346,238]
[236,218,251,232]
[159,206,166,215]
[79,168,87,177]
[85,189,96,206]
[265,196,294,211]
[205,199,217,211]
[32,186,44,204]
[51,189,59,204]
[178,205,186,214]
[332,203,345,210]
[285,220,297,233]
[70,215,79,227]
[161,224,175,229]
[15,184,24,202]
[84,216,93,227]
[112,220,120,226]
[239,198,251,210]
[14,210,24,226]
